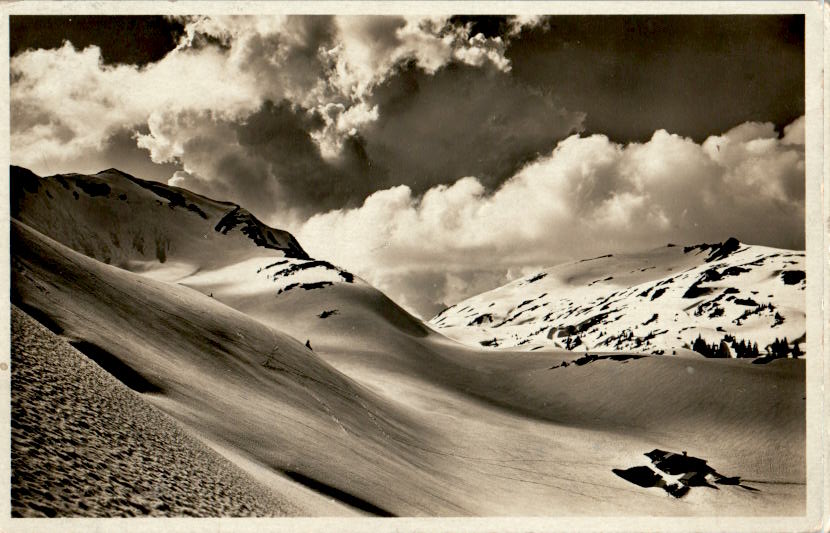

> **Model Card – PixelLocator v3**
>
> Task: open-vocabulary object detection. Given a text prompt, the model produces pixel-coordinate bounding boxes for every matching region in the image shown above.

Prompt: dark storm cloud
[507,15,804,143]
[10,16,185,66]
[232,101,387,212]
[164,101,388,218]
[361,62,584,193]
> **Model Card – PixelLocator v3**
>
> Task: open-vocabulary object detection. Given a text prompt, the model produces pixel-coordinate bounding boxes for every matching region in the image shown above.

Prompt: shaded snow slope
[11,305,309,517]
[11,220,435,515]
[430,239,805,357]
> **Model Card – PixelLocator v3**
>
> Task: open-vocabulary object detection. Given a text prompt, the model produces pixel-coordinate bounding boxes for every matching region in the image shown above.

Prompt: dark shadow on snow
[613,449,757,498]
[68,340,162,394]
[282,470,395,516]
[549,353,645,369]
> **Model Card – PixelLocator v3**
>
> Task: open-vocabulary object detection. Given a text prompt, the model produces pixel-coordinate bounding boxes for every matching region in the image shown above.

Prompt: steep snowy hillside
[10,165,434,363]
[430,239,805,358]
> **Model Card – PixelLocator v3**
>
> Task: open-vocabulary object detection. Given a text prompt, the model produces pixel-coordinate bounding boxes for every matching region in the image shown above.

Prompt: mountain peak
[682,237,742,263]
[11,164,309,264]
[96,168,137,179]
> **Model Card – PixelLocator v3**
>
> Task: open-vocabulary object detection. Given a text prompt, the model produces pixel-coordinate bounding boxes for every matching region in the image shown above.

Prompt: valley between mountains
[10,166,805,517]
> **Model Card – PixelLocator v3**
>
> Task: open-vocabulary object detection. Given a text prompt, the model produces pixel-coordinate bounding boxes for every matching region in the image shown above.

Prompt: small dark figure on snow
[305,339,312,350]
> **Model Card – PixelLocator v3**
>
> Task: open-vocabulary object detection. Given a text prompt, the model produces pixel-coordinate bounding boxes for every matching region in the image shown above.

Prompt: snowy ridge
[430,238,805,358]
[10,165,309,271]
[179,254,360,300]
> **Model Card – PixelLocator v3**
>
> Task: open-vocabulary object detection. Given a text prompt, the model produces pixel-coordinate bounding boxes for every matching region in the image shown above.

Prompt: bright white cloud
[298,116,806,318]
[11,41,261,169]
[11,15,515,175]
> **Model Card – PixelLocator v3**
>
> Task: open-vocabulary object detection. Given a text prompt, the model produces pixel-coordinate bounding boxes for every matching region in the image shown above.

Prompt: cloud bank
[11,15,571,219]
[298,117,805,317]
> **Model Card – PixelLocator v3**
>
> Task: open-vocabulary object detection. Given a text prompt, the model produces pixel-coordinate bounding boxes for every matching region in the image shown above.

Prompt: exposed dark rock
[733,297,759,307]
[276,283,300,295]
[706,237,741,263]
[549,353,644,369]
[54,175,70,190]
[468,313,494,326]
[683,282,714,299]
[300,281,333,291]
[683,237,741,263]
[578,254,612,263]
[268,260,352,281]
[721,266,750,277]
[263,260,290,270]
[780,270,805,285]
[698,268,723,282]
[215,207,308,258]
[650,288,666,300]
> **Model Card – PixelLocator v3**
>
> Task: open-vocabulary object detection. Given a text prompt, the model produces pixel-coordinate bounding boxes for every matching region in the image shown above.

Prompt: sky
[10,14,806,318]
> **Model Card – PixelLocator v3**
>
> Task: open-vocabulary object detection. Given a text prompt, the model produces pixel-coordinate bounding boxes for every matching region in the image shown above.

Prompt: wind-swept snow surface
[10,166,805,516]
[11,306,317,517]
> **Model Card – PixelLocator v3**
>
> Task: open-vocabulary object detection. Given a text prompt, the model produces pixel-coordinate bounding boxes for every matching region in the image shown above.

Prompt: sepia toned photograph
[2,2,824,531]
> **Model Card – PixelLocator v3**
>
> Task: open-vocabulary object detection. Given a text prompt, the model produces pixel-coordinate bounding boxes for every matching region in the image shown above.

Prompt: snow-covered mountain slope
[10,165,308,276]
[430,239,806,357]
[11,217,806,516]
[10,218,432,515]
[10,164,441,377]
[10,166,806,515]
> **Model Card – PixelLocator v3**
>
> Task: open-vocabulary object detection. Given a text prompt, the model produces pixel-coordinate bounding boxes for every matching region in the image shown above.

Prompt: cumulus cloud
[298,117,805,318]
[11,41,259,166]
[11,15,561,218]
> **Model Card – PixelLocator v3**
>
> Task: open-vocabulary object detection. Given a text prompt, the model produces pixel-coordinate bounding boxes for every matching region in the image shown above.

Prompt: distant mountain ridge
[430,238,806,359]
